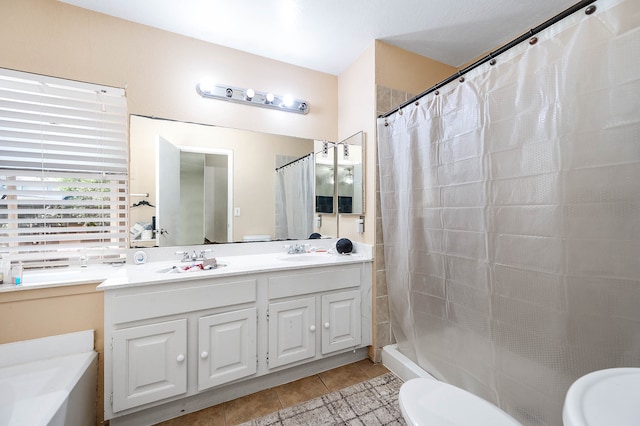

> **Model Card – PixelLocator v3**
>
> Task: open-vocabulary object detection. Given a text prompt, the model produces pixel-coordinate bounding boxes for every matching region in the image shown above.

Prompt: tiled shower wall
[372,85,414,362]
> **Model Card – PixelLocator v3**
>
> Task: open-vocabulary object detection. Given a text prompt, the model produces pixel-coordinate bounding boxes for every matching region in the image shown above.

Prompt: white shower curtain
[377,0,639,424]
[275,154,315,240]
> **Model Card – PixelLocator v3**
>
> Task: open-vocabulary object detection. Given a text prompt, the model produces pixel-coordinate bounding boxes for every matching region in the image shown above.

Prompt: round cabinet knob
[176,354,185,363]
[309,325,316,332]
[324,322,330,329]
[200,351,209,359]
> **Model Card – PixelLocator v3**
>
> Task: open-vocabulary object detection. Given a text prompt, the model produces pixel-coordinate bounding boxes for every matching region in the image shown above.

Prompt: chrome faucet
[176,249,212,262]
[285,244,308,254]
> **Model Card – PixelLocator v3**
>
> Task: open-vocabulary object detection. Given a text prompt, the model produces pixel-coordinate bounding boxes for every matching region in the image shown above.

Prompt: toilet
[563,368,640,426]
[399,378,521,425]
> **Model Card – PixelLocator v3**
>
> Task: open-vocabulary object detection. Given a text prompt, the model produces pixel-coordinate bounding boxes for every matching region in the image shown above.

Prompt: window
[0,68,128,268]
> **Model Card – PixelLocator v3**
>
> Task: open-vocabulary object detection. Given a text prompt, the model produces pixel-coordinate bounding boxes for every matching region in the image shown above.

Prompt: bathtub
[382,343,437,382]
[0,330,98,426]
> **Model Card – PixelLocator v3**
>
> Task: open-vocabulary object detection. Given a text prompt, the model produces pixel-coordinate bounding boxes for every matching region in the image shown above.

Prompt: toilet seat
[399,378,521,426]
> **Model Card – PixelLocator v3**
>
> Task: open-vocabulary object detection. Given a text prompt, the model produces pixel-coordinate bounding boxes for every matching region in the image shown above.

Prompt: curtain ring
[585,5,596,15]
[415,101,419,106]
[489,52,496,66]
[529,36,538,45]
[435,90,440,96]
[384,119,389,127]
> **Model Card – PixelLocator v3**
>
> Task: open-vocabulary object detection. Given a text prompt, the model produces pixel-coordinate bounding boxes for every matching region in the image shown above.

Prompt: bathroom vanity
[99,243,372,425]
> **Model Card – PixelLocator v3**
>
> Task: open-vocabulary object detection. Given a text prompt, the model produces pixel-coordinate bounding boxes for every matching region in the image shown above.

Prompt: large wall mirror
[129,115,337,247]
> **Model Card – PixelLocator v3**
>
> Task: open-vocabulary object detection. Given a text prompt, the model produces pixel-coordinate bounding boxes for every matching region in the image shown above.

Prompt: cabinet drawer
[112,279,256,324]
[268,267,360,299]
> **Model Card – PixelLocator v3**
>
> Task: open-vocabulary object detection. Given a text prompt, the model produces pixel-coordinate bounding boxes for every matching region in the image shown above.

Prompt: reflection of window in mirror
[337,132,364,215]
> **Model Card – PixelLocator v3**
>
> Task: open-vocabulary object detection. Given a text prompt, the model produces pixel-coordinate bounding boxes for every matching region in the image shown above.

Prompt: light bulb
[265,93,275,103]
[197,80,214,94]
[344,170,354,185]
[283,95,294,107]
[245,88,255,100]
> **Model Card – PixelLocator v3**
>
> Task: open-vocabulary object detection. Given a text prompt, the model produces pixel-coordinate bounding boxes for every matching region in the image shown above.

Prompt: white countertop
[98,251,372,290]
[0,264,124,292]
[0,239,373,292]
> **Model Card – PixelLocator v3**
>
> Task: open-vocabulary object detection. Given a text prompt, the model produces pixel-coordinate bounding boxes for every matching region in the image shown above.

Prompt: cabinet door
[321,290,361,354]
[112,319,187,412]
[198,307,257,391]
[268,297,316,368]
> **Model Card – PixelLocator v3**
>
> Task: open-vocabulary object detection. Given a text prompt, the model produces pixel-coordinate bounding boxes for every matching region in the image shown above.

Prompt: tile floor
[156,359,391,426]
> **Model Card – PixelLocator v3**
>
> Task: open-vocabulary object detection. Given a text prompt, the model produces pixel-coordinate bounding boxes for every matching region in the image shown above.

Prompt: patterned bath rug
[239,372,406,426]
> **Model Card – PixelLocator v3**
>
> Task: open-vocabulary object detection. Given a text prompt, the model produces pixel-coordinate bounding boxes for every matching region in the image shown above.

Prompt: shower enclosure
[275,153,315,240]
[377,0,639,424]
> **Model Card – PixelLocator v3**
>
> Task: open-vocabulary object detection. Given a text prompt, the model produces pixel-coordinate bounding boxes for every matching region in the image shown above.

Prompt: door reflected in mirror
[156,136,232,246]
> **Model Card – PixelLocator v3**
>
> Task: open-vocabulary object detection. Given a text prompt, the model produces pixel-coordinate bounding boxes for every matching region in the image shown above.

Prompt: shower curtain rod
[379,0,597,119]
[275,152,314,171]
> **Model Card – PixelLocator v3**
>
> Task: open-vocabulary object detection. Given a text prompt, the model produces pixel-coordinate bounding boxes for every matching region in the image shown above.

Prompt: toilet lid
[399,378,521,426]
[563,368,640,426]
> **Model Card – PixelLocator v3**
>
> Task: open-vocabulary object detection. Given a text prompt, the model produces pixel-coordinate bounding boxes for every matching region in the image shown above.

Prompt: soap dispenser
[11,261,23,285]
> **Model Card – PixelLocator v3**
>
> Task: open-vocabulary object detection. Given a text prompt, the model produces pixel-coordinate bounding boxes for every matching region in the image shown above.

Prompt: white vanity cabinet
[267,289,361,368]
[266,265,364,369]
[104,277,258,419]
[102,256,372,425]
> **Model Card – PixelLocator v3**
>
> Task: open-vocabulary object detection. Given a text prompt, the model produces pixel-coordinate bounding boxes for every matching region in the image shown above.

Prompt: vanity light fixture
[322,141,330,157]
[196,82,309,114]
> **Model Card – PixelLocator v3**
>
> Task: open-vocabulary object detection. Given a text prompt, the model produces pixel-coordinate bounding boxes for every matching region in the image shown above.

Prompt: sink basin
[563,368,640,426]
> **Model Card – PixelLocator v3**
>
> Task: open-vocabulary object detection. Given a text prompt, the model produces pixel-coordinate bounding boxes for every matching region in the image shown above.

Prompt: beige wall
[130,116,314,242]
[0,0,338,142]
[337,43,377,245]
[375,40,458,96]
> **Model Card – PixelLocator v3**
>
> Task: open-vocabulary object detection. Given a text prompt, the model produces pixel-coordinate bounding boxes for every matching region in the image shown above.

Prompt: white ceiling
[58,0,579,75]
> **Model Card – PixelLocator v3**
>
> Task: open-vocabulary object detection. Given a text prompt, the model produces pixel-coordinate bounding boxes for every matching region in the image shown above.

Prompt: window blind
[0,68,128,268]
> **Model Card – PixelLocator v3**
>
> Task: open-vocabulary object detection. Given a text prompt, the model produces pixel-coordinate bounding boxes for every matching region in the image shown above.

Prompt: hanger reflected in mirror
[131,200,155,208]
